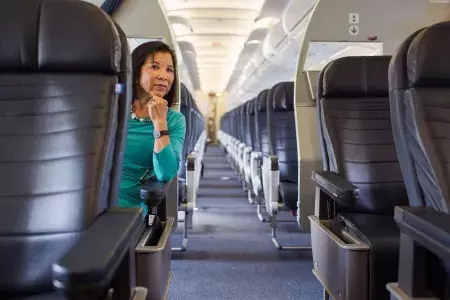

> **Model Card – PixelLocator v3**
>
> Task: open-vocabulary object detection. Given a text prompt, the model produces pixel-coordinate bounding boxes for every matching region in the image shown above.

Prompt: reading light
[245,40,262,46]
[253,17,279,29]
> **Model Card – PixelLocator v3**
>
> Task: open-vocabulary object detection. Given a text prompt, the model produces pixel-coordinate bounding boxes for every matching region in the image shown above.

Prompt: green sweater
[118,109,186,215]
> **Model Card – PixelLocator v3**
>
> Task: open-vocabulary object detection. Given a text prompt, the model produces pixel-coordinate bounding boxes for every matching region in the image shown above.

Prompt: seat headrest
[248,98,257,115]
[244,100,254,115]
[388,28,425,90]
[257,89,270,112]
[407,22,450,87]
[240,103,248,115]
[320,56,392,97]
[180,84,189,108]
[0,0,121,73]
[271,82,294,111]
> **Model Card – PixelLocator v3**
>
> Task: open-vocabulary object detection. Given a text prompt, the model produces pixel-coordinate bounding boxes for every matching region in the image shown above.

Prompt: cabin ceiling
[83,0,297,94]
[162,0,290,93]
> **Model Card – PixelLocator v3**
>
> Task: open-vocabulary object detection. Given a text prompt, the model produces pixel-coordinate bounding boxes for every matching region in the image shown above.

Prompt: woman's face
[138,51,175,98]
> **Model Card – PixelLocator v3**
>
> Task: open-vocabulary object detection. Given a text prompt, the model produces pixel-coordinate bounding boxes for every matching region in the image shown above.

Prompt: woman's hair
[131,41,178,107]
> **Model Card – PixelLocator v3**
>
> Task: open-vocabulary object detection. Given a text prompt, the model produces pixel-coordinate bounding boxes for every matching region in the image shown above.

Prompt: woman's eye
[151,65,159,70]
[167,68,174,73]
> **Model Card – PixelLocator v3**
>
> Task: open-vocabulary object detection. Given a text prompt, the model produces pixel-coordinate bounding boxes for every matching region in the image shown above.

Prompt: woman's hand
[147,93,168,127]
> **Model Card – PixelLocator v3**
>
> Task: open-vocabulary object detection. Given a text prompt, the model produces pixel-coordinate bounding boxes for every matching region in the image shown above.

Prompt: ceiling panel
[168,8,259,19]
[188,19,254,36]
[162,0,266,93]
[164,0,263,10]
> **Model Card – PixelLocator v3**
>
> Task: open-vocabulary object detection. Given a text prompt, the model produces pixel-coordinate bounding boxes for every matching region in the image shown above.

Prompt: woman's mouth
[153,84,167,91]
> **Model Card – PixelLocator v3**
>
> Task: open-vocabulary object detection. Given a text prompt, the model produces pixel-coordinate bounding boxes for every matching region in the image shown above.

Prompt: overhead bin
[178,41,201,90]
[281,0,317,36]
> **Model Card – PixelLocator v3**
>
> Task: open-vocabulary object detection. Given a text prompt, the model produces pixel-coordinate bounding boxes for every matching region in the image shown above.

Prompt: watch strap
[154,130,169,139]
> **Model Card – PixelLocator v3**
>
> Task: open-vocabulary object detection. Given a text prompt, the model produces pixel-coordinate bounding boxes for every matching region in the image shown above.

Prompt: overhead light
[215,92,223,97]
[253,17,279,29]
[245,40,261,46]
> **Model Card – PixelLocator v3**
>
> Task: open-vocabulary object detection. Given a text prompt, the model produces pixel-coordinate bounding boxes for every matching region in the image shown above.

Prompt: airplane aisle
[168,145,322,300]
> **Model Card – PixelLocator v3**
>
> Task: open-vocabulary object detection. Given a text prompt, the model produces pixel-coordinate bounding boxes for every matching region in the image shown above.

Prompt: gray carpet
[168,145,322,300]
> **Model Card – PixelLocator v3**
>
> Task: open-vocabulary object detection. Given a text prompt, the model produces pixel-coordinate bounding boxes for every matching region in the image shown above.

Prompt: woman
[119,41,186,215]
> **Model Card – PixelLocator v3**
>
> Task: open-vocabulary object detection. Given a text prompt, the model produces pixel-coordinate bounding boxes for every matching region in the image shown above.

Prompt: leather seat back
[179,83,191,178]
[247,98,258,150]
[267,82,297,183]
[393,22,450,213]
[189,92,198,152]
[267,82,298,211]
[220,112,227,135]
[318,56,408,214]
[230,108,236,138]
[388,28,425,207]
[241,101,251,146]
[225,112,231,136]
[234,107,239,140]
[236,104,244,142]
[0,0,131,295]
[255,89,270,155]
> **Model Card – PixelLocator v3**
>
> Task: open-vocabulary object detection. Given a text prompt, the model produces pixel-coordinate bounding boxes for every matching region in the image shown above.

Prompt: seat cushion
[343,214,400,300]
[279,181,297,211]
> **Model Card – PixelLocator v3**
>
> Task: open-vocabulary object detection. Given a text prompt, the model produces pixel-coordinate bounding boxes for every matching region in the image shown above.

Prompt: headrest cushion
[320,56,391,97]
[256,89,270,112]
[244,99,254,115]
[407,22,450,87]
[0,0,121,73]
[180,84,189,108]
[240,103,248,115]
[271,82,295,111]
[388,28,425,90]
[248,98,257,115]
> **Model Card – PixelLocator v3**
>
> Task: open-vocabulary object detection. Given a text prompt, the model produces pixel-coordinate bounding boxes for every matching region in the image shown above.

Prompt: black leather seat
[188,92,197,154]
[387,22,450,299]
[234,106,240,142]
[267,82,298,211]
[242,101,252,147]
[221,112,229,136]
[177,83,192,205]
[0,0,143,299]
[237,101,250,177]
[310,56,410,300]
[247,98,258,152]
[231,108,238,140]
[243,98,257,188]
[255,90,271,156]
[179,83,191,179]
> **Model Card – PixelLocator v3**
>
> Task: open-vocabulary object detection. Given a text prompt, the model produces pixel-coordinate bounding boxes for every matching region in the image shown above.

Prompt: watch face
[153,131,161,139]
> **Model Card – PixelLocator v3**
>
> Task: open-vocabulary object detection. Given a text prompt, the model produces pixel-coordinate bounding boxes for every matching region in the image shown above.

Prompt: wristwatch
[153,130,169,139]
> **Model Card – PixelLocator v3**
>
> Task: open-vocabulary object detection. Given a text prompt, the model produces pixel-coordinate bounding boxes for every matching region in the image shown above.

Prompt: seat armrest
[311,170,358,207]
[52,208,143,293]
[186,154,196,171]
[263,154,278,171]
[140,178,171,207]
[394,206,450,261]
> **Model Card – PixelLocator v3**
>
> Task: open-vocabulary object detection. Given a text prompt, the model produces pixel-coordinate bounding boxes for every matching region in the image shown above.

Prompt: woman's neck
[132,99,150,118]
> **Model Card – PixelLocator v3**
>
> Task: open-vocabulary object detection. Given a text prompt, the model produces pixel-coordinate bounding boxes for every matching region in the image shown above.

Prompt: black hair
[131,41,177,107]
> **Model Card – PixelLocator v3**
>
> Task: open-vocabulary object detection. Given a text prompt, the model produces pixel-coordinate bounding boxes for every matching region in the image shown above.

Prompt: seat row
[176,83,207,251]
[218,82,306,250]
[219,22,450,300]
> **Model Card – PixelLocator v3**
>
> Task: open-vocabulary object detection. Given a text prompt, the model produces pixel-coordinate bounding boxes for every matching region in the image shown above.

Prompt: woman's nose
[156,70,167,80]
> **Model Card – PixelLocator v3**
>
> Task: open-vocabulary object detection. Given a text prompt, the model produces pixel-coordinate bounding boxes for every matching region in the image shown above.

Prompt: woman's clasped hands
[147,92,168,124]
